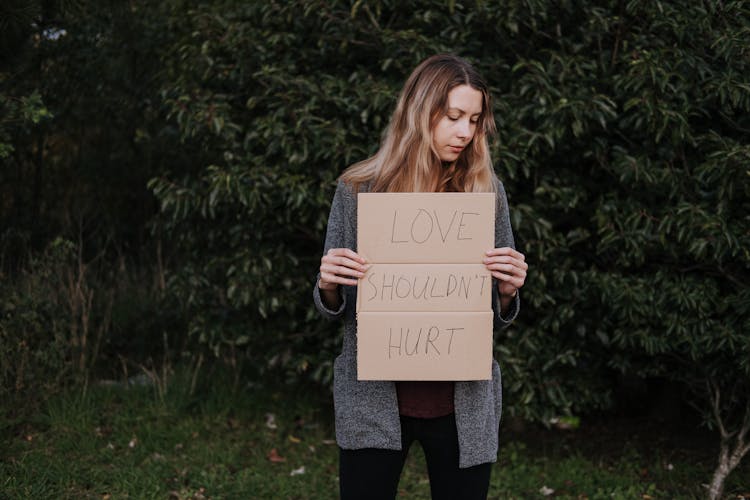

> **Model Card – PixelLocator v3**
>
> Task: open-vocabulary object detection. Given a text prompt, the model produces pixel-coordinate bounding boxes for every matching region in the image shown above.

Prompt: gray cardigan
[313,179,519,468]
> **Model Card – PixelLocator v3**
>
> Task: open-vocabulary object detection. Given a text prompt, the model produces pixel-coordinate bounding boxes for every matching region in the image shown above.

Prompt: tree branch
[737,400,750,450]
[708,378,729,439]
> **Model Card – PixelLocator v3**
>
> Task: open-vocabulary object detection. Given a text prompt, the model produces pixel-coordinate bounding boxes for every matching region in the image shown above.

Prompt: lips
[448,146,464,153]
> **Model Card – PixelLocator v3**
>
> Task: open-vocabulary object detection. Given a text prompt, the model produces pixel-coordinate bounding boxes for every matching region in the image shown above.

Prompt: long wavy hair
[341,54,497,193]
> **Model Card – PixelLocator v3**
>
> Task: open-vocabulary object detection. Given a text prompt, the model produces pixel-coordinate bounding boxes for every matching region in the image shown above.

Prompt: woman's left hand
[483,247,527,297]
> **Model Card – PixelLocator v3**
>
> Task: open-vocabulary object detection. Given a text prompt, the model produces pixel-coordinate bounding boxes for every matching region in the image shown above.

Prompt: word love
[387,325,464,359]
[357,192,493,265]
[390,209,480,244]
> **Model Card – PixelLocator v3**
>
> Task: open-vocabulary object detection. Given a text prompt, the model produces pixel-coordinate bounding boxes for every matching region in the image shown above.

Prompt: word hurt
[387,326,465,358]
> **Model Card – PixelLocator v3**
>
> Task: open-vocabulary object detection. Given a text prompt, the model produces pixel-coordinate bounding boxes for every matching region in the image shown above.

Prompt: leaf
[267,448,286,463]
[265,413,277,430]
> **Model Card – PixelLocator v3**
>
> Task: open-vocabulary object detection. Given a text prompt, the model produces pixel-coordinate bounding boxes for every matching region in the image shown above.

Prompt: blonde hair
[341,54,498,193]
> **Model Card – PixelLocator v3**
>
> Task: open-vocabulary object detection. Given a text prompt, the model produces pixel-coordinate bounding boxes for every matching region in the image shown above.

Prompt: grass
[1,374,748,499]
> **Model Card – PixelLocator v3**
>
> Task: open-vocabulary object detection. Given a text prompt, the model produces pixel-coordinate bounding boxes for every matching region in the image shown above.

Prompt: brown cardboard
[356,311,493,380]
[357,193,495,264]
[356,263,492,312]
[355,192,496,381]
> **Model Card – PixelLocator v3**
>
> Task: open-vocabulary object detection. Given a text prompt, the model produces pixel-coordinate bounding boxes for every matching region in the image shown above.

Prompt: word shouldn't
[387,326,465,358]
[365,272,490,302]
[390,209,480,244]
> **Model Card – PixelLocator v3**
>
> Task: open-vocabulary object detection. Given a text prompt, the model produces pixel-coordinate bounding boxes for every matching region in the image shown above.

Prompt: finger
[485,247,525,261]
[490,271,525,289]
[483,255,528,270]
[321,263,366,280]
[323,254,369,272]
[492,275,525,289]
[327,247,367,264]
[321,262,365,279]
[487,249,526,264]
[488,269,527,286]
[485,263,527,279]
[321,274,359,287]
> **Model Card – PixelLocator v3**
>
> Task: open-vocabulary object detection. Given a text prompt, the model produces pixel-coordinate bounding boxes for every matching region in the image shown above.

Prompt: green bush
[0,0,186,407]
[148,0,748,412]
[3,0,748,492]
[0,238,174,415]
[1,239,77,410]
[148,1,749,492]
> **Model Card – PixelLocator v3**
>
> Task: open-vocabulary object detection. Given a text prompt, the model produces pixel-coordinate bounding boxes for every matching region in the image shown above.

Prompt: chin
[440,153,460,162]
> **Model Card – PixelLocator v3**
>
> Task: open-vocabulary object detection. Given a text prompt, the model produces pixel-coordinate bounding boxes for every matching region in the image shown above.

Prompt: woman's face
[431,84,483,163]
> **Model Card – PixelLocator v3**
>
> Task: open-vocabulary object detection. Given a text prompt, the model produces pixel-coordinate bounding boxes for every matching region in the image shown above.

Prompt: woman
[313,54,527,500]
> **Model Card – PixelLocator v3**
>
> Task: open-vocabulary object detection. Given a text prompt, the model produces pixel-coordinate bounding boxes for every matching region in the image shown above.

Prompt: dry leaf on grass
[539,486,554,496]
[265,413,278,430]
[267,448,286,463]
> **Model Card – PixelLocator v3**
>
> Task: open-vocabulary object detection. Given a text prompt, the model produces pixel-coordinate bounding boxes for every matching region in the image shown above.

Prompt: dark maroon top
[396,381,455,418]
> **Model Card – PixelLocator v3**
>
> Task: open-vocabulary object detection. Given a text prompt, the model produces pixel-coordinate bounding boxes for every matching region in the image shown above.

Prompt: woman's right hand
[318,248,368,291]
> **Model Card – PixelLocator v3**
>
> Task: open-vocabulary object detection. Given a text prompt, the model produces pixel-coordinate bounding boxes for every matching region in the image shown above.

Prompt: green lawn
[1,377,747,499]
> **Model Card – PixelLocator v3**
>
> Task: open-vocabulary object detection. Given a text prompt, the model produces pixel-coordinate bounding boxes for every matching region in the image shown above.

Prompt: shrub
[148,2,750,494]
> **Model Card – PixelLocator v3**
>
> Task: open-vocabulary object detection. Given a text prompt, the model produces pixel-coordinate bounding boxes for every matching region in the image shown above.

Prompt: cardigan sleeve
[313,180,356,320]
[492,179,520,329]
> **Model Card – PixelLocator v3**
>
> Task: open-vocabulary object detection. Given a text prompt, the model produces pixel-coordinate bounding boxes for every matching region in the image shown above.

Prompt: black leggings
[339,414,492,500]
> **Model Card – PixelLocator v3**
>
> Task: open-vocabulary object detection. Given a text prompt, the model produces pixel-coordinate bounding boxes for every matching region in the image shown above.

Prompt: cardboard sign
[357,263,492,312]
[357,193,494,264]
[357,192,495,380]
[357,312,493,381]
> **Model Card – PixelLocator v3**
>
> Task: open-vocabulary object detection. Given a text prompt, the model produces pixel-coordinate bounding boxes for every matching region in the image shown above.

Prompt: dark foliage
[1,3,748,490]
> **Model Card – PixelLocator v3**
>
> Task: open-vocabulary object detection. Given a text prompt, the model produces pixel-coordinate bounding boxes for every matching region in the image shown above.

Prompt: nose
[457,119,472,141]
